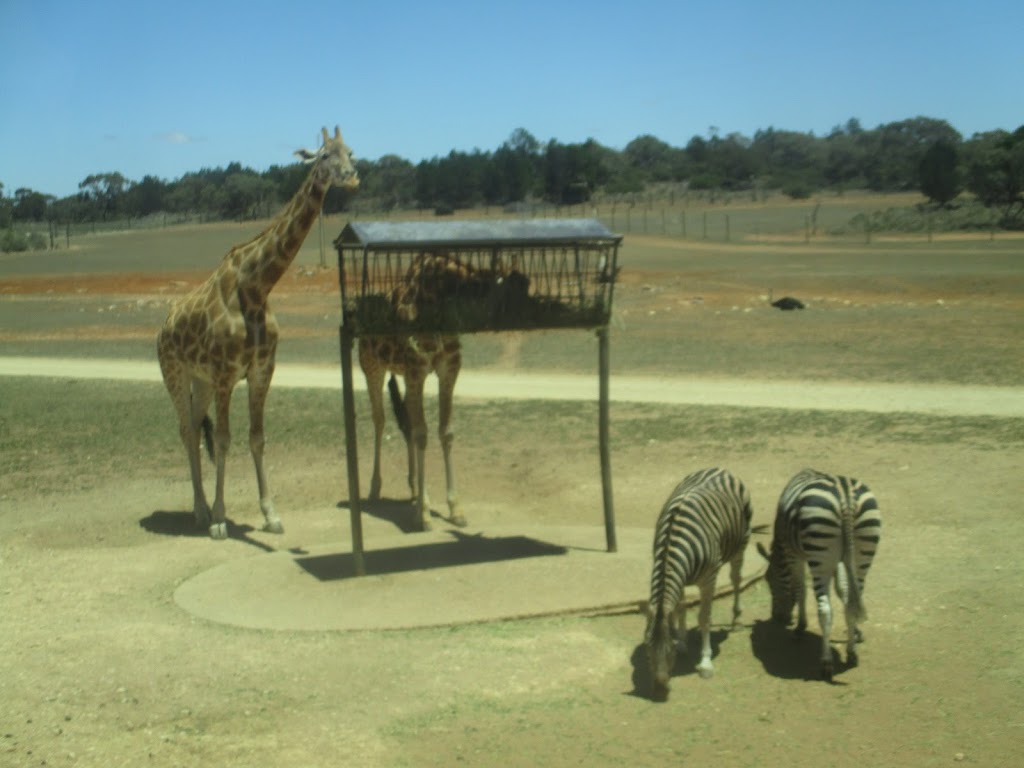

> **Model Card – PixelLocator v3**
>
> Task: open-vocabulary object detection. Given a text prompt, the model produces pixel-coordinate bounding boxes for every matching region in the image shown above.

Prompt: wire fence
[3,193,1011,255]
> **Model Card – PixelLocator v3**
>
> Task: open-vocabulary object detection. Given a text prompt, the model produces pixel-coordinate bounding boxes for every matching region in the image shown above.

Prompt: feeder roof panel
[336,218,621,249]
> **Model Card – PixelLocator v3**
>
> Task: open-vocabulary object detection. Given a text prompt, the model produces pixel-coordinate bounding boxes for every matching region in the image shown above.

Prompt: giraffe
[158,126,359,539]
[357,252,524,532]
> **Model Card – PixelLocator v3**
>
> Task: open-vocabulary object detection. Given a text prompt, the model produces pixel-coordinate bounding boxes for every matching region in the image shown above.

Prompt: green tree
[78,172,127,220]
[919,141,962,206]
[124,175,167,218]
[863,117,962,191]
[963,127,1024,227]
[624,135,676,183]
[13,188,51,222]
[0,182,12,227]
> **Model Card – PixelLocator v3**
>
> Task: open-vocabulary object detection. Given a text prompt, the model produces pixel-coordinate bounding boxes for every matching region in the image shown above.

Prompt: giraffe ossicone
[158,126,358,539]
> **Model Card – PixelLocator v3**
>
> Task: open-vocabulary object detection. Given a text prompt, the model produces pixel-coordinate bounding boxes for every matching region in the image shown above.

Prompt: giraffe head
[295,126,360,192]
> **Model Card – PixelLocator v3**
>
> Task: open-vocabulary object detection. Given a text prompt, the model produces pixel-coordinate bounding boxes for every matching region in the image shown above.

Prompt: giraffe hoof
[263,520,284,534]
[450,514,468,528]
[697,663,715,680]
[209,522,228,540]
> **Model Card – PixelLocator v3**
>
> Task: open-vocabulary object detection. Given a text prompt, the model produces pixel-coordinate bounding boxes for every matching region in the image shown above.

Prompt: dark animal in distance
[772,297,805,310]
[769,289,805,310]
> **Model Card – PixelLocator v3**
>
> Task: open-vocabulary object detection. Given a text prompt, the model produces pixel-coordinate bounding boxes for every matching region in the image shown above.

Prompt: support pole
[339,324,366,576]
[597,325,617,552]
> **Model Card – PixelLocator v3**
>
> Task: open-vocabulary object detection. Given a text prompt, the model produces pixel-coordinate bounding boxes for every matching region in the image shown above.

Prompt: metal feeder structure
[335,218,623,576]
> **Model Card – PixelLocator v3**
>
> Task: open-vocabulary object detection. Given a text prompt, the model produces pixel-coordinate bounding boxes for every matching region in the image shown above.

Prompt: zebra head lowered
[756,540,798,626]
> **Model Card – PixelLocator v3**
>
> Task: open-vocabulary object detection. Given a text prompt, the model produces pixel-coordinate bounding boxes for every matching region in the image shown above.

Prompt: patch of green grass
[2,378,1021,499]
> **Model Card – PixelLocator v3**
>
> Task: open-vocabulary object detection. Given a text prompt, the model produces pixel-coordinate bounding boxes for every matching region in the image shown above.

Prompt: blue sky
[1,0,1021,198]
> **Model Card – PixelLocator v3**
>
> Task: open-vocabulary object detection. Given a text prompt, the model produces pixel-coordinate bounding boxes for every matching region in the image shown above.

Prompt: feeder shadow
[294,529,568,581]
[627,627,732,701]
[750,619,848,684]
[139,510,276,553]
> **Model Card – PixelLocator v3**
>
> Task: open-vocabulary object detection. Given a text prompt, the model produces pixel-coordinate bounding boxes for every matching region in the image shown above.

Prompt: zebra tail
[387,374,411,440]
[841,498,866,623]
[201,415,215,461]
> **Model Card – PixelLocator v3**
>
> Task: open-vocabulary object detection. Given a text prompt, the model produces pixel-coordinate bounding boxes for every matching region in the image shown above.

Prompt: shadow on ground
[750,619,852,683]
[139,510,276,552]
[294,529,568,581]
[627,627,732,702]
[337,497,465,534]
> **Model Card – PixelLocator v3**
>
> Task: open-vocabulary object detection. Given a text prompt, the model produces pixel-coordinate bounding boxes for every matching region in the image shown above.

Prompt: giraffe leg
[247,364,283,534]
[159,348,212,528]
[436,353,464,527]
[403,373,430,531]
[208,382,234,540]
[187,378,215,527]
[696,573,717,679]
[359,344,386,502]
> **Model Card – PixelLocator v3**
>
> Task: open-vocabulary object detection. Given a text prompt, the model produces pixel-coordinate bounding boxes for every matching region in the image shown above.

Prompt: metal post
[339,324,366,576]
[597,325,616,552]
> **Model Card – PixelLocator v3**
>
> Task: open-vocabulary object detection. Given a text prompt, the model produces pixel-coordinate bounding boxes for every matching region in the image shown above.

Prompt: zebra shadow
[627,627,732,701]
[750,619,848,684]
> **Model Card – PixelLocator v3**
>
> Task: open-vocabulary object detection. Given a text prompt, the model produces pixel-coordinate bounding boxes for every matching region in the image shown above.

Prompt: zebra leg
[836,562,865,645]
[696,576,716,679]
[792,561,809,635]
[815,582,835,682]
[728,552,744,626]
[671,598,687,654]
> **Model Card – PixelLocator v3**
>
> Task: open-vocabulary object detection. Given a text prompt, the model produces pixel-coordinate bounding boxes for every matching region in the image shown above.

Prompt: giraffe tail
[387,374,411,441]
[200,415,215,461]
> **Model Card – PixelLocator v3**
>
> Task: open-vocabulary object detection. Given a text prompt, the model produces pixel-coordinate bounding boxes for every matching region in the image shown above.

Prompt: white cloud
[158,131,198,145]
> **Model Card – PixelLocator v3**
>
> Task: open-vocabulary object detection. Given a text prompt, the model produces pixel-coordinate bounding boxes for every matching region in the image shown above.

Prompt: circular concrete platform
[173,525,766,631]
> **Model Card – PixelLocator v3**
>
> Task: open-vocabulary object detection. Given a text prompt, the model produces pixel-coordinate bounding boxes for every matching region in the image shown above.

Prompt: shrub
[0,229,28,252]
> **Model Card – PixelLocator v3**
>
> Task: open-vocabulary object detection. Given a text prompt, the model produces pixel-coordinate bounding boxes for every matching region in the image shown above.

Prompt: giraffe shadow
[336,497,458,534]
[139,510,276,553]
[750,619,848,684]
[626,627,731,702]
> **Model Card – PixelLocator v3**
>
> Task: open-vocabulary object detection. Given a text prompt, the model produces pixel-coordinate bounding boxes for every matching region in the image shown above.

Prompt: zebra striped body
[759,468,882,681]
[644,467,753,700]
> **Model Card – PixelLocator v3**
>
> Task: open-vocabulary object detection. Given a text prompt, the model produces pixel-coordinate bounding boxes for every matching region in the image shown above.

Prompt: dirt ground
[2,234,1023,767]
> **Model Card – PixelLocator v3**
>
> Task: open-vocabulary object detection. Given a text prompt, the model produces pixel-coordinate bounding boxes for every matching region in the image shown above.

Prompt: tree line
[2,117,1022,235]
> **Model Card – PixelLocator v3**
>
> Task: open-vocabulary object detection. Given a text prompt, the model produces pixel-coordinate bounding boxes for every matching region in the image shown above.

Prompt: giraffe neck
[238,165,329,300]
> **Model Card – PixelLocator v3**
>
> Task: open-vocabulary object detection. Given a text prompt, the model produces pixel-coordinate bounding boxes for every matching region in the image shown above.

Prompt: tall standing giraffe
[158,126,358,539]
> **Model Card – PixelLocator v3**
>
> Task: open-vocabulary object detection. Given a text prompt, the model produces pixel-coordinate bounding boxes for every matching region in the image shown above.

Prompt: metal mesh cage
[334,219,622,336]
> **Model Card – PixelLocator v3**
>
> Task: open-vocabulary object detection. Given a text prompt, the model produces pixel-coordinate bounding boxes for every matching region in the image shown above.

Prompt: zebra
[756,468,882,682]
[644,467,753,700]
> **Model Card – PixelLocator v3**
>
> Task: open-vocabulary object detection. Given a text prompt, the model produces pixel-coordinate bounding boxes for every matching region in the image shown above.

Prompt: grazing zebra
[644,467,753,700]
[757,468,882,681]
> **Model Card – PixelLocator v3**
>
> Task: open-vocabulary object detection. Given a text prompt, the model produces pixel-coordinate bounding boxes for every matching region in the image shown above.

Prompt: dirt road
[2,354,1022,417]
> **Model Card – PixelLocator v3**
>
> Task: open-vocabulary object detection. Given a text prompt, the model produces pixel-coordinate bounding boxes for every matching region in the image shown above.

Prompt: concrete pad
[173,525,766,631]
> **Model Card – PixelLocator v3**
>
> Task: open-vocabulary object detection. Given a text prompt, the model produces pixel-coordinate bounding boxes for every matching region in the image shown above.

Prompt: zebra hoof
[847,649,859,668]
[821,663,834,683]
[450,513,468,528]
[263,519,284,534]
[209,522,228,540]
[697,663,714,680]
